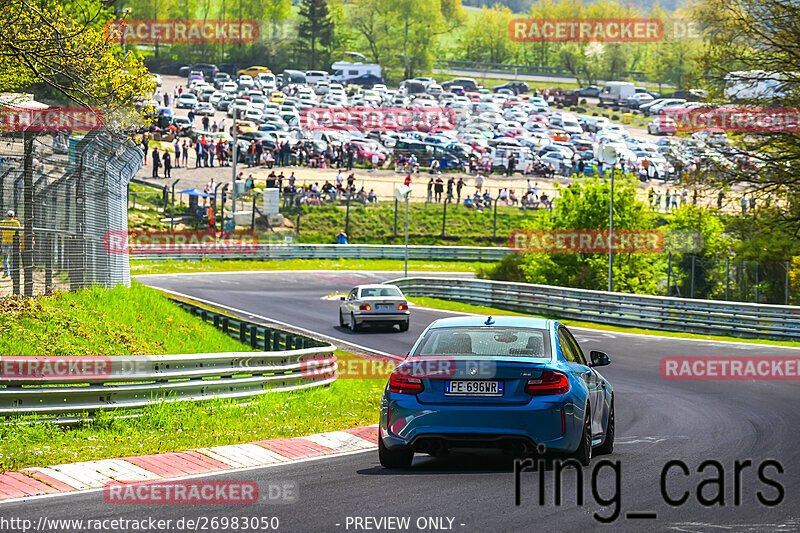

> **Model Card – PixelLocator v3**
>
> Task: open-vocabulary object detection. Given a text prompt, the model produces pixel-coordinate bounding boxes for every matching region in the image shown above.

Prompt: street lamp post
[396,185,411,278]
[608,167,614,292]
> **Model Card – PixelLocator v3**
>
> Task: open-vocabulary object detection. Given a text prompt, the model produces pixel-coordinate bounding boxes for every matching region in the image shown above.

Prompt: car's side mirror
[340,296,345,301]
[589,351,610,367]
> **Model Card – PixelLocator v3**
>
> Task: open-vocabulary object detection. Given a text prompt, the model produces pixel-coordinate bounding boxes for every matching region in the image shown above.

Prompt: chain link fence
[0,129,142,297]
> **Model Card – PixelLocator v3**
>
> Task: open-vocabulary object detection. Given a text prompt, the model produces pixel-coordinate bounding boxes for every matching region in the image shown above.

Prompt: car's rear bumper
[380,394,584,453]
[354,311,409,323]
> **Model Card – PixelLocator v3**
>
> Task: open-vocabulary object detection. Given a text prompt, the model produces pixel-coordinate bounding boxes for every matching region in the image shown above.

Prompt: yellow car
[269,91,285,103]
[238,66,272,77]
[232,120,258,134]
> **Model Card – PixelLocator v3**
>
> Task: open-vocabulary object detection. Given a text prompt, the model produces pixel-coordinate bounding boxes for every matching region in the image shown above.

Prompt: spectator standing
[162,150,172,179]
[434,174,444,202]
[173,139,181,168]
[741,195,747,215]
[665,189,671,213]
[446,176,454,201]
[749,195,756,212]
[648,187,655,207]
[152,147,161,178]
[507,152,515,177]
[717,191,724,210]
[141,135,149,165]
[1,210,20,278]
[427,178,434,203]
[671,190,678,210]
[182,140,189,167]
[337,230,348,244]
[456,177,465,203]
[475,174,484,193]
[681,187,688,206]
[188,109,195,123]
[195,139,203,168]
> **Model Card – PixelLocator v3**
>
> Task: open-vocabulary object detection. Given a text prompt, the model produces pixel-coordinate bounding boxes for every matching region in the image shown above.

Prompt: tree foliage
[484,176,666,295]
[297,0,335,71]
[0,0,153,115]
[691,0,800,236]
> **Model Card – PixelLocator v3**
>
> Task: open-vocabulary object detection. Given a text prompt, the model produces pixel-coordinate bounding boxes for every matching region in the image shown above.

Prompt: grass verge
[0,353,383,471]
[131,258,482,275]
[0,282,254,355]
[409,296,800,348]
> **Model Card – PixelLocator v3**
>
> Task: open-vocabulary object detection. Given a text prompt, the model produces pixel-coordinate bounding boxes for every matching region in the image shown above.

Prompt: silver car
[339,284,410,332]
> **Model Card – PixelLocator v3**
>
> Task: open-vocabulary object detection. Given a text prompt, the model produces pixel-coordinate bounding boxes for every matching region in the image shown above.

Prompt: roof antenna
[485,316,495,326]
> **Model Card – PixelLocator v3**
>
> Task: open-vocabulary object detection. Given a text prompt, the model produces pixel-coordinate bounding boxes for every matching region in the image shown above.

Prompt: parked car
[576,85,602,97]
[647,117,678,135]
[176,93,198,109]
[194,102,215,116]
[626,93,654,109]
[493,81,529,95]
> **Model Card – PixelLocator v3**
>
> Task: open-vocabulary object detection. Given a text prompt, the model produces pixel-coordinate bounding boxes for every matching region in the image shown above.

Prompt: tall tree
[691,0,800,236]
[297,0,335,70]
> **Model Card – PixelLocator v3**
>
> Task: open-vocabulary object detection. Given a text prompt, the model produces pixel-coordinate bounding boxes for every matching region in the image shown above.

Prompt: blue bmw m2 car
[379,316,614,468]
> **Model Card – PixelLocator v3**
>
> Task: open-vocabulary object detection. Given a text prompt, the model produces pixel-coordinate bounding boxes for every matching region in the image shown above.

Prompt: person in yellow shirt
[1,210,20,278]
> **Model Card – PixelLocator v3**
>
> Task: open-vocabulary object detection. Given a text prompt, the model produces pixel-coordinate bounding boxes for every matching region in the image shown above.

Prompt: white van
[490,145,535,173]
[599,82,636,106]
[305,70,330,85]
[548,112,582,135]
[331,61,382,83]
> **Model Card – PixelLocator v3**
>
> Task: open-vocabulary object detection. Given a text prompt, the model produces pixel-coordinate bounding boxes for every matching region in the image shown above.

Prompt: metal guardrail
[389,277,800,341]
[0,300,337,418]
[131,243,511,263]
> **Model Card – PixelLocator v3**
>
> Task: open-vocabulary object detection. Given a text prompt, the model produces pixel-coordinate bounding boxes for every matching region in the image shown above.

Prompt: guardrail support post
[239,323,247,344]
[725,257,730,301]
[222,316,229,334]
[250,326,258,348]
[786,260,791,305]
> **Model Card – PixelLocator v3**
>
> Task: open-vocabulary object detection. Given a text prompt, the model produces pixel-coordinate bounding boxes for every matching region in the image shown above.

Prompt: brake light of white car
[359,304,372,311]
[398,304,408,310]
[524,371,570,396]
[389,372,424,394]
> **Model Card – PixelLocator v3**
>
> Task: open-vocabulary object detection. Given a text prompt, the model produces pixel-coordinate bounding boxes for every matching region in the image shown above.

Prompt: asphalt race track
[4,270,798,532]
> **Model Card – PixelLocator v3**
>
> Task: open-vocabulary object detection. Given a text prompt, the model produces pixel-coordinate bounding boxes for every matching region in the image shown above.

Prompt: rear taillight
[525,371,570,396]
[388,372,424,394]
[359,304,372,311]
[398,304,408,310]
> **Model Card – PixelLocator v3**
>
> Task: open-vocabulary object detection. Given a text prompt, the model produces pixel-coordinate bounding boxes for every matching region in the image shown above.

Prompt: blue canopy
[178,188,212,197]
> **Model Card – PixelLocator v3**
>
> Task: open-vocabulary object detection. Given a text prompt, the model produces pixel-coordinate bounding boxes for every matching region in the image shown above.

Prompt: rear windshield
[413,327,551,358]
[360,287,402,298]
